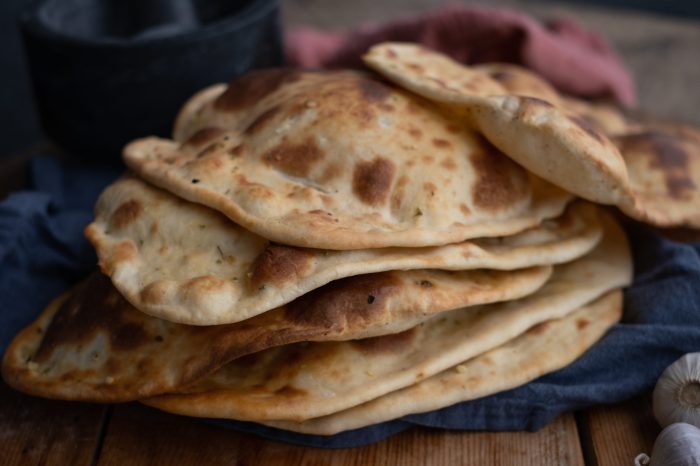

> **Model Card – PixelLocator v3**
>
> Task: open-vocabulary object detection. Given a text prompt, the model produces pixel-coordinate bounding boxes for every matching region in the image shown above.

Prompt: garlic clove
[647,423,700,466]
[653,353,700,429]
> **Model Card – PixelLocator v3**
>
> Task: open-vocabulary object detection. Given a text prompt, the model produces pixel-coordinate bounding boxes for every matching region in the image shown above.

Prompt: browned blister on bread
[614,126,700,227]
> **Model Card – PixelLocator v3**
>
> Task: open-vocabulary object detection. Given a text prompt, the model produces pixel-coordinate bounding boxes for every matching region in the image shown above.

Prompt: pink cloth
[286,5,636,107]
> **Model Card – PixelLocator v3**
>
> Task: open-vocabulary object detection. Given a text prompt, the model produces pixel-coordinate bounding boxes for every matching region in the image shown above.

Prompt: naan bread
[123,69,572,249]
[265,291,623,435]
[0,265,551,402]
[364,43,700,229]
[363,42,633,207]
[612,126,700,227]
[141,215,631,422]
[86,177,599,325]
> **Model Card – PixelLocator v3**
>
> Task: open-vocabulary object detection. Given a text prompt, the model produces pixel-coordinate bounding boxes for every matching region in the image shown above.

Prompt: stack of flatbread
[4,42,700,436]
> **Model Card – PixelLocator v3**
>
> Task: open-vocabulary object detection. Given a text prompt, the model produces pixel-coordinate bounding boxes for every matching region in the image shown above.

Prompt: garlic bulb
[635,423,700,466]
[653,353,700,428]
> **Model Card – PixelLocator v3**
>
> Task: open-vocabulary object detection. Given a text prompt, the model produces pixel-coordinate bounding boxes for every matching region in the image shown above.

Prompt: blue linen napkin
[1,157,699,448]
[0,157,120,351]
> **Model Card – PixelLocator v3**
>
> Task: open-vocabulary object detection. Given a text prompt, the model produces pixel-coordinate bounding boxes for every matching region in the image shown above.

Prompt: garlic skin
[647,423,700,466]
[653,353,700,429]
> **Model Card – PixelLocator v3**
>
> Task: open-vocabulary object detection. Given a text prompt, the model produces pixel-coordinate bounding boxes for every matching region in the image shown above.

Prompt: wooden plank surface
[0,381,108,466]
[578,394,659,466]
[0,386,663,466]
[453,414,584,466]
[95,403,584,466]
[97,404,583,466]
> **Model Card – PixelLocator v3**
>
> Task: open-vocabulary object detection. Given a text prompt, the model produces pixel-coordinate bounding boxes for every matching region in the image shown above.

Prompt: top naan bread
[363,42,700,229]
[363,43,633,205]
[123,69,571,249]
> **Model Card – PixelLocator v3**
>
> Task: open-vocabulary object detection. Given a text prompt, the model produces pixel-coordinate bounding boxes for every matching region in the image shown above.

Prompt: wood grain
[0,380,108,466]
[96,403,583,466]
[578,393,660,466]
[441,414,584,466]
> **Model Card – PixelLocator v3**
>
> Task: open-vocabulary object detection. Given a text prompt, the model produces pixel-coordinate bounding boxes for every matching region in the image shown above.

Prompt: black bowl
[20,0,283,163]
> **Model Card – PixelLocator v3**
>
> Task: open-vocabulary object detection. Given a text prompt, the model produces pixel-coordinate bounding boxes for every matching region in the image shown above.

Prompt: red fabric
[286,5,636,107]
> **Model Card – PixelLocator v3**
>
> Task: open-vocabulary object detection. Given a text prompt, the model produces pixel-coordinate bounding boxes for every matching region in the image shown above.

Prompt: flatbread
[365,43,700,227]
[612,126,700,227]
[363,42,634,208]
[365,43,700,228]
[265,290,623,435]
[123,69,573,249]
[0,265,551,402]
[141,215,631,422]
[86,177,600,325]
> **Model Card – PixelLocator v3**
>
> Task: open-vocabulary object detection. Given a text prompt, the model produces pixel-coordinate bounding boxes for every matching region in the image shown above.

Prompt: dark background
[2,0,699,159]
[1,0,41,159]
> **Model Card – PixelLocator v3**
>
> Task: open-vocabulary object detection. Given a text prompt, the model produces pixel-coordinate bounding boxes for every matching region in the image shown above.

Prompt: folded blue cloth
[2,157,699,448]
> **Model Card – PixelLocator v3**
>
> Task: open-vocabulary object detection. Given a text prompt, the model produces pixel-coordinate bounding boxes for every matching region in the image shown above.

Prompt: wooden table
[2,1,695,464]
[1,378,659,465]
